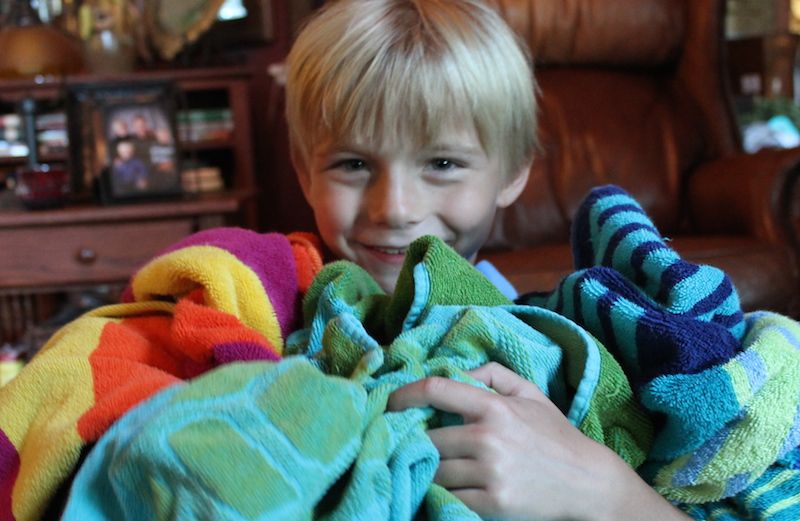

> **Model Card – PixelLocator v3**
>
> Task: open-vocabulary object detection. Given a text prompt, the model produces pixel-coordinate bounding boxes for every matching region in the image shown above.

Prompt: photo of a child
[111,139,149,194]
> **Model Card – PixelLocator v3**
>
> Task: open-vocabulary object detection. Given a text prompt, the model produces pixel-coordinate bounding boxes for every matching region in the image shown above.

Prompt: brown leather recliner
[261,0,800,315]
[476,0,800,314]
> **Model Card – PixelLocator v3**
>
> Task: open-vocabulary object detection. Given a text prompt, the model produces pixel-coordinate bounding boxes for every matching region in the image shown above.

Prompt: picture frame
[66,81,183,203]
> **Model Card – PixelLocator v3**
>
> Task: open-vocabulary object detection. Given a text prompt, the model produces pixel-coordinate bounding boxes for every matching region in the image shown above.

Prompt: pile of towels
[1,185,799,520]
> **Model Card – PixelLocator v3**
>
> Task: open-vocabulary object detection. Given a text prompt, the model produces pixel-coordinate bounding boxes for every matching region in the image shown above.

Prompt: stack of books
[181,163,224,193]
[36,112,68,158]
[177,108,234,143]
[0,113,27,158]
[0,112,69,159]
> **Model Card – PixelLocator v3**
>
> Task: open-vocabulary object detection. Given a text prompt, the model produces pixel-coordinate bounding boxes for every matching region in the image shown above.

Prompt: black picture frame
[66,81,183,203]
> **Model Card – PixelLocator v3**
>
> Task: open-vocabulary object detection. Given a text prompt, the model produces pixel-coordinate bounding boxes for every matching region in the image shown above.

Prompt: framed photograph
[67,81,183,203]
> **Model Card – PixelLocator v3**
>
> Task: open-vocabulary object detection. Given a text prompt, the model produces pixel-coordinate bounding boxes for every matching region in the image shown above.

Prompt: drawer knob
[76,247,98,265]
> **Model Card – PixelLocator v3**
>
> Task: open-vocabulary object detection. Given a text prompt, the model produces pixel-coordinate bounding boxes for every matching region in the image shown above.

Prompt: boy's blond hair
[285,0,538,180]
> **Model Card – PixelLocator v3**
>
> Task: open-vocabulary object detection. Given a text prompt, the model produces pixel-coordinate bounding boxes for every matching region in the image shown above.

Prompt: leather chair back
[483,0,742,250]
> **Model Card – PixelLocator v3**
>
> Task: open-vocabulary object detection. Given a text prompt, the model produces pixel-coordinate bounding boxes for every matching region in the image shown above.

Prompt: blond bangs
[323,47,477,151]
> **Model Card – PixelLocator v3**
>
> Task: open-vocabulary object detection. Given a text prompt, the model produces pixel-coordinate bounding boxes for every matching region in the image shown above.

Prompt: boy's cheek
[438,190,498,226]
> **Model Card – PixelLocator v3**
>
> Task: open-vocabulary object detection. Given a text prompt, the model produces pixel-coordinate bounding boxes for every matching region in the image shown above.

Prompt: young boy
[285,0,534,294]
[285,1,688,519]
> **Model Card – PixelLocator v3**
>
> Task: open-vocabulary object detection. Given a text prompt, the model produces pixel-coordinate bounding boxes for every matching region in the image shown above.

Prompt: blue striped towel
[521,185,800,506]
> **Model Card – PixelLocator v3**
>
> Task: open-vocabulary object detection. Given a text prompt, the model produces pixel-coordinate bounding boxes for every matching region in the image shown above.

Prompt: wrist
[598,452,689,521]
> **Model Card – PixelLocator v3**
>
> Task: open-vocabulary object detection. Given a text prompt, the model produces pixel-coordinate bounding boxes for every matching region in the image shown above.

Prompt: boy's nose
[366,173,423,228]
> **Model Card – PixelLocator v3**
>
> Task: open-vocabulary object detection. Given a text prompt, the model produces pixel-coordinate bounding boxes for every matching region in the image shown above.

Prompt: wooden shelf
[0,66,253,97]
[0,191,247,228]
[0,153,68,166]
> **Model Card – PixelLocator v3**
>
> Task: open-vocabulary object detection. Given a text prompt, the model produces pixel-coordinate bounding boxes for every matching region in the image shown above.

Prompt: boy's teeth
[374,247,405,255]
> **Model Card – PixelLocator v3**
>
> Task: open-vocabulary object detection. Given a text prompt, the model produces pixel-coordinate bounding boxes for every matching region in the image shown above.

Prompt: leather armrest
[688,147,800,242]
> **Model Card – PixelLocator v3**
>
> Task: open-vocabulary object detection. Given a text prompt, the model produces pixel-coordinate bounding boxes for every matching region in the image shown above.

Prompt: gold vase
[0,0,84,79]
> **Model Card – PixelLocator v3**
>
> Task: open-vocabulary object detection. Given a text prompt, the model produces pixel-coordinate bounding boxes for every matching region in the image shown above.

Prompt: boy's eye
[430,158,456,170]
[332,158,367,171]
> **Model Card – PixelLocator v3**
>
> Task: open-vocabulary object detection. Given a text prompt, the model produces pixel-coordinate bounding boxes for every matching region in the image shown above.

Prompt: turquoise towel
[63,359,374,520]
[64,235,651,520]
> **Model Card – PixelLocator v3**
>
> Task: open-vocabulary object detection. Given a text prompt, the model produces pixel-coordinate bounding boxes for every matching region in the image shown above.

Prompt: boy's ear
[496,160,532,208]
[290,146,312,202]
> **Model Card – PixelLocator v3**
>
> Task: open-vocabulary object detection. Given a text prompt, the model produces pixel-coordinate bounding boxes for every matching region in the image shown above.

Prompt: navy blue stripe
[687,277,733,317]
[591,185,627,199]
[596,289,619,352]
[657,261,699,304]
[571,185,622,268]
[715,311,745,329]
[601,222,660,270]
[631,241,670,286]
[586,267,655,309]
[573,272,590,325]
[597,203,645,228]
[635,312,740,380]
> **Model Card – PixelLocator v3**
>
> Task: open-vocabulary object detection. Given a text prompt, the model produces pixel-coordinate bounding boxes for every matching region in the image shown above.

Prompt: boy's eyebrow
[316,142,370,156]
[425,142,484,156]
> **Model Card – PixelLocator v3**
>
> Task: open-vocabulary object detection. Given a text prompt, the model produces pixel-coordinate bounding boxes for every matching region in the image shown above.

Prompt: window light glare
[218,0,248,21]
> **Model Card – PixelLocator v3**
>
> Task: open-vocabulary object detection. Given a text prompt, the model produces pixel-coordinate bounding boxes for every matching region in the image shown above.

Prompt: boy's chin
[373,273,398,294]
[356,257,402,293]
[361,266,399,294]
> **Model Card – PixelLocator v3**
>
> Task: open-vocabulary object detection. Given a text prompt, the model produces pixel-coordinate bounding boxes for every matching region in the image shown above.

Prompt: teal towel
[63,359,375,520]
[64,235,651,520]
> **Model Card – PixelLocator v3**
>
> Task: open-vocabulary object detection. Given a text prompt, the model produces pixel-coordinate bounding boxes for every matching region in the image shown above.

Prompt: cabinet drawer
[0,219,194,288]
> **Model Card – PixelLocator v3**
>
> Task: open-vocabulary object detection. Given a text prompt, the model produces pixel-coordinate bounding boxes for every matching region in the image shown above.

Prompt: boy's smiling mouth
[358,239,457,264]
[358,243,409,265]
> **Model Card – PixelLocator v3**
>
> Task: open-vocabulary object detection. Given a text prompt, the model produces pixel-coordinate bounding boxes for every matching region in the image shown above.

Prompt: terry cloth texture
[62,235,651,521]
[475,260,518,300]
[521,185,800,510]
[0,228,321,521]
[680,446,800,520]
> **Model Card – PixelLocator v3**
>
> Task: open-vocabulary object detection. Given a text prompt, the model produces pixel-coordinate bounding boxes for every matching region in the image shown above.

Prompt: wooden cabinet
[0,67,261,348]
[0,197,238,288]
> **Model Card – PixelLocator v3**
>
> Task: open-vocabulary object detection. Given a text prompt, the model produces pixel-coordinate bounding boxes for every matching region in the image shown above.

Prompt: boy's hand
[387,362,689,521]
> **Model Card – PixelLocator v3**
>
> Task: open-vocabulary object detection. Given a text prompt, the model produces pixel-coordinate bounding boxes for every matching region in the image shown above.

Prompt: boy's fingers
[468,362,545,400]
[387,377,490,418]
[433,458,485,489]
[427,425,479,459]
